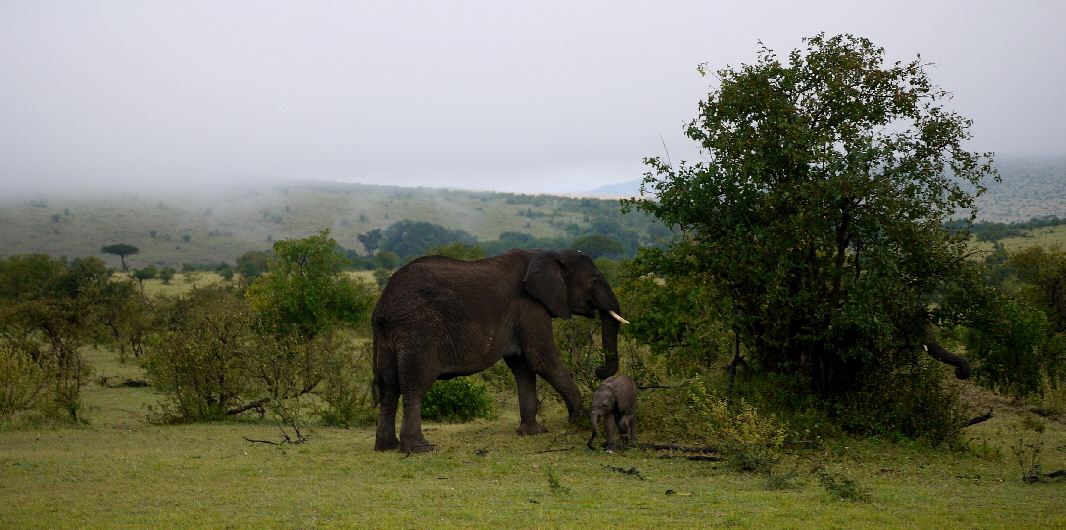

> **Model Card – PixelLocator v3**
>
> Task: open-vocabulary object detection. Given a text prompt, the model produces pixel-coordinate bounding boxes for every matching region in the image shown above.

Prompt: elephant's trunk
[923,326,971,379]
[588,412,601,449]
[595,309,621,379]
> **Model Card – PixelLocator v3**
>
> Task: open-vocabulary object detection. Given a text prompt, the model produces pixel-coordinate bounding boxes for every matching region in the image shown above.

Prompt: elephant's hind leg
[399,395,436,453]
[374,376,401,451]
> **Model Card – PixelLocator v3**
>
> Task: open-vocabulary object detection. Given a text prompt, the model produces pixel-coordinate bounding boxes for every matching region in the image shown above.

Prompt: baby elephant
[588,374,637,453]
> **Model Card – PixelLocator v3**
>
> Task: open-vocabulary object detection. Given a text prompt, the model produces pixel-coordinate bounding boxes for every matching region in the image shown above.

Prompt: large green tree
[625,34,998,394]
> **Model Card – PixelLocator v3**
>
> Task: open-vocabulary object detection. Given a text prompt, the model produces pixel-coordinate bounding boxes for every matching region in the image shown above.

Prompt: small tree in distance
[101,244,139,271]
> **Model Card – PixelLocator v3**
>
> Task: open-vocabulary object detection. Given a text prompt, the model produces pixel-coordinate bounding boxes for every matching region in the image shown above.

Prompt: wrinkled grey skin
[588,374,638,453]
[373,249,624,453]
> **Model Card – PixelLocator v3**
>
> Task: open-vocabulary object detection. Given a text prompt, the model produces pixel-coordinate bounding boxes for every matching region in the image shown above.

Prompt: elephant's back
[372,250,533,324]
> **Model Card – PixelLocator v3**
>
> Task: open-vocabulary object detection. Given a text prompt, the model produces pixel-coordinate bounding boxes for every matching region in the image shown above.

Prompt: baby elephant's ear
[524,250,571,318]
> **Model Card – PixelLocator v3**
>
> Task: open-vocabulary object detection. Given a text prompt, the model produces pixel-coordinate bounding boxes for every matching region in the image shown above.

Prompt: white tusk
[608,310,630,324]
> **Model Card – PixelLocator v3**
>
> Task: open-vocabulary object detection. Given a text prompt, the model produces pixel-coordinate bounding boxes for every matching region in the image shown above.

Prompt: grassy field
[1,346,1063,529]
[0,183,591,270]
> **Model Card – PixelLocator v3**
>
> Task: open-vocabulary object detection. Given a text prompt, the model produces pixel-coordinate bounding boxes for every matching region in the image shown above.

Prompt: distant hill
[585,157,1066,223]
[0,182,661,270]
[2,157,1063,270]
[973,156,1066,222]
[585,179,644,198]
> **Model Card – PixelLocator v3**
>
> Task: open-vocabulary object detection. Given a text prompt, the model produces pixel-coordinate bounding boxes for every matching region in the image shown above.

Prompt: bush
[962,297,1057,395]
[836,355,968,445]
[0,344,48,422]
[421,377,496,423]
[686,378,789,472]
[143,286,255,423]
[317,340,377,428]
[636,375,790,472]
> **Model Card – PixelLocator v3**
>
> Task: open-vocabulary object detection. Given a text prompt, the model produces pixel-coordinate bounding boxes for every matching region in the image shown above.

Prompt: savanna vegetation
[2,34,1066,528]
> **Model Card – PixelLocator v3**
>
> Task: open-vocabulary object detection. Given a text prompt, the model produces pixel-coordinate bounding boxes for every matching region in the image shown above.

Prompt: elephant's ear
[524,250,571,318]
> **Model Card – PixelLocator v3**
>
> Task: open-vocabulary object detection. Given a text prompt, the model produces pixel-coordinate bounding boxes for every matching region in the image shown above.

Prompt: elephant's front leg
[505,356,548,435]
[398,395,435,453]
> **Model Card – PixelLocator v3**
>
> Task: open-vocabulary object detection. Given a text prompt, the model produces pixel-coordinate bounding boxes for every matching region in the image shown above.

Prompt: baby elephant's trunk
[587,412,601,449]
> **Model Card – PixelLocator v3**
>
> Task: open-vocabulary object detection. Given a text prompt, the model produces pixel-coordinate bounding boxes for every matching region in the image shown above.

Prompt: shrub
[143,287,255,423]
[0,344,48,422]
[643,377,791,473]
[962,297,1057,395]
[317,340,377,428]
[421,377,496,423]
[689,380,789,472]
[837,354,968,445]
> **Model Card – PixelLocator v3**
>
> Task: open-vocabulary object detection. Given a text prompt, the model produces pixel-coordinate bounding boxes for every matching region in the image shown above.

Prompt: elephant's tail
[371,320,401,406]
[372,373,382,406]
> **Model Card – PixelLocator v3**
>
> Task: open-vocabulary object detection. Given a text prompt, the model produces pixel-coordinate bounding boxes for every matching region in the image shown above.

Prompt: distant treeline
[945,216,1066,242]
[339,214,668,270]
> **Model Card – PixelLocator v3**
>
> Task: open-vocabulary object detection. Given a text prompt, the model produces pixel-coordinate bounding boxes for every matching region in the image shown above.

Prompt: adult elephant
[372,248,628,452]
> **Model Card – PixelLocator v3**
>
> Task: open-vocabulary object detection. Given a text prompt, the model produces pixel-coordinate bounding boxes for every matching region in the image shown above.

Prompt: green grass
[2,348,1064,529]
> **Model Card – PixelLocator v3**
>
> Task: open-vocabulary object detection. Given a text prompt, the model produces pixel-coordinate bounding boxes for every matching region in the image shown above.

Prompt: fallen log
[962,408,993,427]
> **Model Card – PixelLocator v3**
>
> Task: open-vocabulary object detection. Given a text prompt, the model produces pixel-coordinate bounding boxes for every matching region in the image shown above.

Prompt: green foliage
[593,257,619,287]
[685,378,789,472]
[961,245,1066,397]
[962,297,1054,395]
[569,232,624,258]
[426,241,486,260]
[158,266,176,284]
[144,286,254,423]
[374,250,398,270]
[316,340,376,428]
[356,228,383,256]
[380,219,477,260]
[1010,245,1066,334]
[144,232,377,425]
[0,254,126,422]
[246,230,377,339]
[836,355,968,445]
[0,344,48,422]
[623,34,999,395]
[617,274,732,369]
[144,283,355,425]
[132,265,158,282]
[421,377,496,423]
[235,250,270,278]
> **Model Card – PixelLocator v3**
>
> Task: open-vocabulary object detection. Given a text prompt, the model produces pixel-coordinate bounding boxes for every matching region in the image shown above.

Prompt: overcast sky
[2,1,1064,196]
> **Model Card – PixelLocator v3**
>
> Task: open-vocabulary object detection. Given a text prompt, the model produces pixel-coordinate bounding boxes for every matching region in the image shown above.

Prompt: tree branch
[226,397,270,415]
